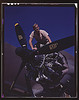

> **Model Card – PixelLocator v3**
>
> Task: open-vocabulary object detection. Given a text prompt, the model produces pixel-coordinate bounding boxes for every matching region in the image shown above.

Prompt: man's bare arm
[29,37,37,50]
[46,35,52,43]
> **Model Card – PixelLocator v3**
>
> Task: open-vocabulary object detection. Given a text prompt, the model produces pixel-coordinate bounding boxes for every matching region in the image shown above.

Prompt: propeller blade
[10,60,26,90]
[15,23,27,48]
[34,35,75,55]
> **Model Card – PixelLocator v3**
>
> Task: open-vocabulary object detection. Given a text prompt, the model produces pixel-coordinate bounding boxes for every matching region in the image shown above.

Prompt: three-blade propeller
[10,23,74,90]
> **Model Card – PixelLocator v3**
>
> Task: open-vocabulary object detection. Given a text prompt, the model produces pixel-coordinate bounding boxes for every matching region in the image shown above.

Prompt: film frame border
[1,2,78,98]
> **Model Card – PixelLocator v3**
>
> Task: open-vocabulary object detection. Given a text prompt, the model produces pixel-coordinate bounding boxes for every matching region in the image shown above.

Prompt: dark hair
[33,23,38,29]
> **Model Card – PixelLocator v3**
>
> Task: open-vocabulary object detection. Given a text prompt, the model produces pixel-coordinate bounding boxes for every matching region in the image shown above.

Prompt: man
[29,24,52,50]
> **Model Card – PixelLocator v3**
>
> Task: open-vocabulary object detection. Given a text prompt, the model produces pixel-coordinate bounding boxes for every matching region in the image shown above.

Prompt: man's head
[33,23,39,32]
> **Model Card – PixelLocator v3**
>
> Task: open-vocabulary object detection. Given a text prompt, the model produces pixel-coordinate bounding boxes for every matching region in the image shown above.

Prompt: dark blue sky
[4,6,75,56]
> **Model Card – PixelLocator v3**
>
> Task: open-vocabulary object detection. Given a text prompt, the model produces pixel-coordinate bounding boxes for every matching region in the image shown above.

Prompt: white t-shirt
[29,30,49,44]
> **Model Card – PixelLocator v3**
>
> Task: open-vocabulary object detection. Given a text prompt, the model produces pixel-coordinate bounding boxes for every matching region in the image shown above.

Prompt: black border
[0,1,79,99]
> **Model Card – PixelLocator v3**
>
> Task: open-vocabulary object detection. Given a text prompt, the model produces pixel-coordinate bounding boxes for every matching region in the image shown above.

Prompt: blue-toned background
[4,6,75,56]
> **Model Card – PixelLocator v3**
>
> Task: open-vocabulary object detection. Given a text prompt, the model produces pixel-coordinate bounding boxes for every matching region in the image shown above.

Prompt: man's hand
[32,45,37,50]
[32,47,37,50]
